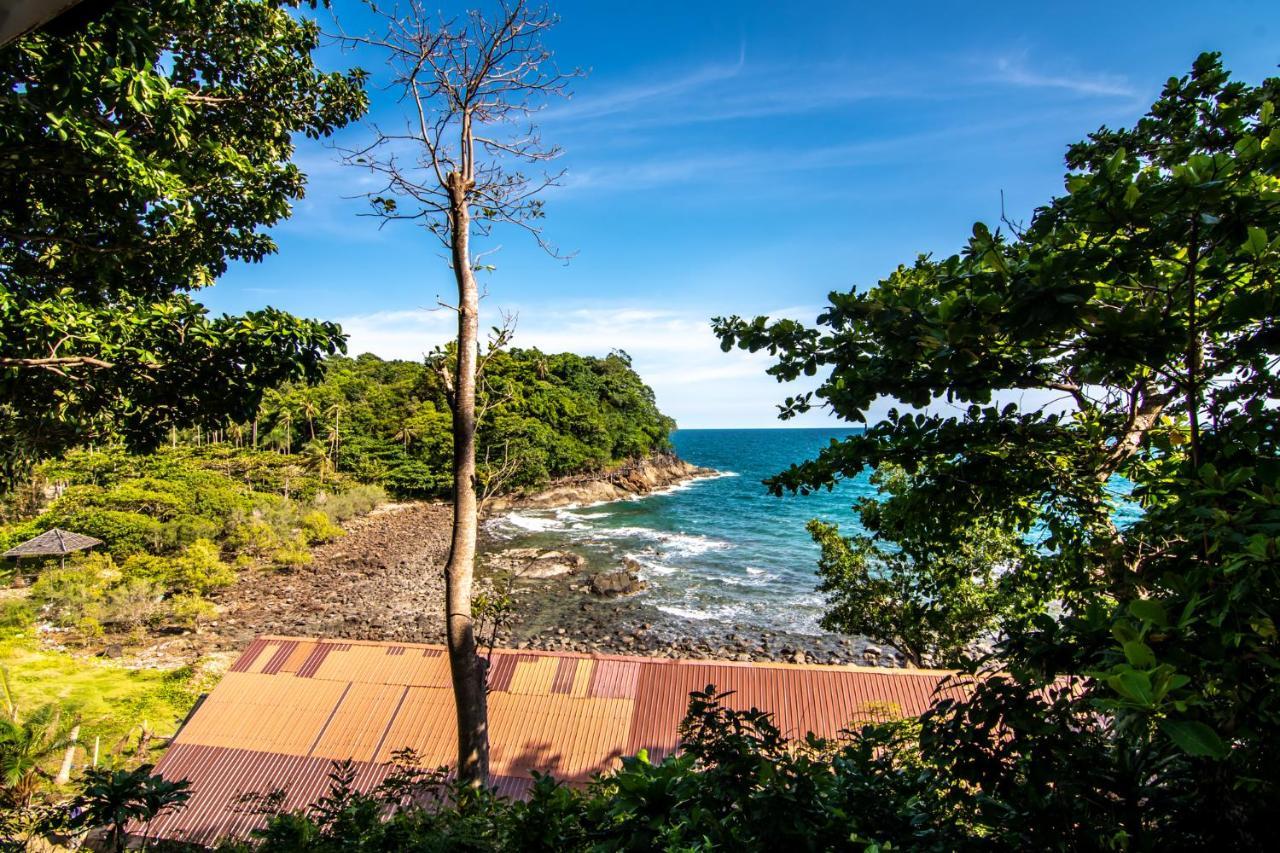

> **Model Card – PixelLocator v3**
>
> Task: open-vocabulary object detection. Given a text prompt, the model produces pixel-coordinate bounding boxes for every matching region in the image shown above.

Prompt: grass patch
[0,627,212,763]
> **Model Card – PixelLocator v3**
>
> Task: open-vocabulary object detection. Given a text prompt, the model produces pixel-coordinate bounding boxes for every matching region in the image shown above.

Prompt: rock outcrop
[589,568,645,597]
[486,548,586,579]
[486,454,716,512]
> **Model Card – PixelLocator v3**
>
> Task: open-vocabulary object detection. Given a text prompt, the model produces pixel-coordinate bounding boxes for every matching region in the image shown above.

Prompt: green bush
[169,593,217,628]
[29,555,118,626]
[224,517,282,559]
[97,578,167,631]
[120,539,235,596]
[171,539,236,594]
[0,599,35,633]
[318,484,385,522]
[300,510,344,545]
[271,535,312,569]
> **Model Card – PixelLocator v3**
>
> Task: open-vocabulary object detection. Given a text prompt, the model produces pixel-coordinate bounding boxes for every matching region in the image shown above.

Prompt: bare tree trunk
[443,179,489,785]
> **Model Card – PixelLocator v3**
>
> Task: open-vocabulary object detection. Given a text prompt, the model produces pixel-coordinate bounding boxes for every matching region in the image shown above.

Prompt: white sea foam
[656,600,752,624]
[501,512,564,533]
[720,569,775,587]
[655,604,718,621]
[622,553,678,576]
[590,525,731,556]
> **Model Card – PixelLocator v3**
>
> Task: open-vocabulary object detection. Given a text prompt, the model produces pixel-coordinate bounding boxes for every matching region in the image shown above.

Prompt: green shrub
[157,515,223,552]
[97,578,167,631]
[0,599,35,633]
[271,536,312,568]
[300,510,344,545]
[121,539,235,596]
[30,555,119,626]
[318,485,386,522]
[171,539,236,593]
[169,593,217,628]
[224,518,281,559]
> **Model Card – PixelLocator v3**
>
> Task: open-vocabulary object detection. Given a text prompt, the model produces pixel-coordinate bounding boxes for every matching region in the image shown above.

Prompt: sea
[484,428,872,636]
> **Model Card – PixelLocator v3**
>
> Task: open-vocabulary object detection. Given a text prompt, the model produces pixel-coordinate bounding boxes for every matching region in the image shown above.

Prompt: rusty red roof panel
[142,636,961,844]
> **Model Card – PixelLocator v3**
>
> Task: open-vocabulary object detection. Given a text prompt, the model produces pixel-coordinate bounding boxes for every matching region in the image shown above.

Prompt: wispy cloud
[990,53,1135,97]
[546,49,747,123]
[557,109,1069,194]
[546,49,922,136]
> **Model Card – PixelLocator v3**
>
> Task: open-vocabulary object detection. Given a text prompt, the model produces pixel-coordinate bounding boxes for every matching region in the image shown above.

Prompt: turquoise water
[486,427,1144,638]
[487,428,872,635]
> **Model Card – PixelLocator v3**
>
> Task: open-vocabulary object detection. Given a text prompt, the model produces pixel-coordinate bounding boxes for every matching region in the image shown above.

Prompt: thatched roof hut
[3,527,103,559]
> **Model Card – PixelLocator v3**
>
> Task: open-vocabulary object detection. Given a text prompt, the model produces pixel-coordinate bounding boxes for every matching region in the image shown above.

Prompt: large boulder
[488,548,585,579]
[590,569,645,597]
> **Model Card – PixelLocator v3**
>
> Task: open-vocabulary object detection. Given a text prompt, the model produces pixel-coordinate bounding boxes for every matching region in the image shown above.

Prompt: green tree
[716,53,1280,845]
[0,0,367,488]
[808,465,1031,667]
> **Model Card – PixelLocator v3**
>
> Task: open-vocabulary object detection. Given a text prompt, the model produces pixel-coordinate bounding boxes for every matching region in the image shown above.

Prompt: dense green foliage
[714,53,1280,846]
[1,445,384,640]
[0,0,367,487]
[209,691,937,853]
[259,350,676,498]
[808,464,1031,667]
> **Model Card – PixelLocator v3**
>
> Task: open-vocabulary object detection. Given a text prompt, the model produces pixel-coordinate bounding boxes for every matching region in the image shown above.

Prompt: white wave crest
[500,512,565,533]
[592,526,731,556]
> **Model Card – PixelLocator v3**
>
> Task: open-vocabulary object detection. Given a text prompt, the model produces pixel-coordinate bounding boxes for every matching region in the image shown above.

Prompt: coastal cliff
[485,453,716,512]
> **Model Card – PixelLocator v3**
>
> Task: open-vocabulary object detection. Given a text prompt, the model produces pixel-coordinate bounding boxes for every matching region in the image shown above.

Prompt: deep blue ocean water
[486,427,1146,637]
[486,428,872,635]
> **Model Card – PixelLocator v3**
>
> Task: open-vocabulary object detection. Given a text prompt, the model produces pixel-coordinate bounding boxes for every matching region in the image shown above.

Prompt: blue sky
[204,0,1278,428]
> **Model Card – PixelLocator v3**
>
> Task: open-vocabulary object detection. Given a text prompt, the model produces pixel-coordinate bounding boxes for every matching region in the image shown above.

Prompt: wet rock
[590,570,645,597]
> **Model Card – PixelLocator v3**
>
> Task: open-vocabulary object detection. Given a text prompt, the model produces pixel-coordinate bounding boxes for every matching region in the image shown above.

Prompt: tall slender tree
[339,0,576,783]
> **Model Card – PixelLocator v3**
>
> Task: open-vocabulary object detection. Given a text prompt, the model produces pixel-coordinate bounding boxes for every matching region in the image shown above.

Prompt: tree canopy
[263,349,677,498]
[717,53,1280,845]
[0,0,367,487]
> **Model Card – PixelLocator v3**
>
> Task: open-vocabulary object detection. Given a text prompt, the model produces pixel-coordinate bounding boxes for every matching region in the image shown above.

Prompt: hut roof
[141,635,964,846]
[2,527,103,558]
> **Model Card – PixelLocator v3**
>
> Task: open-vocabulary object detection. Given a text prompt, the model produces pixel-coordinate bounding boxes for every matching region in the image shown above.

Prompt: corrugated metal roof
[144,636,961,845]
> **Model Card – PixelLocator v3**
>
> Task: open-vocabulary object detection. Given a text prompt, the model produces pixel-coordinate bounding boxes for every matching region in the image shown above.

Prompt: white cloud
[337,302,836,428]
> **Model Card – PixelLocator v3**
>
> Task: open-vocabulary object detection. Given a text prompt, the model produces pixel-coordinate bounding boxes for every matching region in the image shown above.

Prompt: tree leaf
[1123,641,1156,668]
[1128,599,1168,627]
[1159,718,1228,759]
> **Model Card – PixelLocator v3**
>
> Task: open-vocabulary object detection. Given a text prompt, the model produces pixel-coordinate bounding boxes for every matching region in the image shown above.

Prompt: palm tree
[301,440,334,484]
[394,418,419,450]
[276,410,294,455]
[300,397,319,441]
[0,670,77,808]
[326,403,342,462]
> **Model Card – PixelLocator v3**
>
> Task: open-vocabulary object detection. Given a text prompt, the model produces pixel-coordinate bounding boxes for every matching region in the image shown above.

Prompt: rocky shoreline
[194,455,901,668]
[483,453,718,512]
